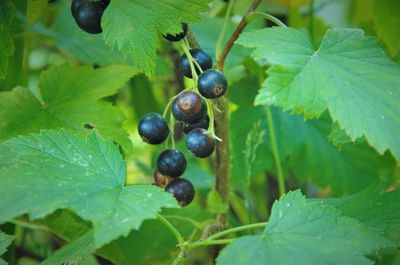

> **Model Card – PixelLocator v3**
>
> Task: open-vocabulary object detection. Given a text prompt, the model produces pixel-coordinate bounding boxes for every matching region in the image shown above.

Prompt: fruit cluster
[138,24,228,207]
[71,0,110,34]
[70,8,228,206]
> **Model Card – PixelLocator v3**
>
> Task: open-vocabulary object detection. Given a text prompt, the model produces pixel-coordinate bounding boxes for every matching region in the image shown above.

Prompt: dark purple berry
[74,1,106,34]
[180,49,213,78]
[181,115,209,134]
[71,0,84,18]
[186,128,215,158]
[163,23,188,42]
[157,149,187,178]
[101,0,111,6]
[165,178,195,207]
[172,92,206,124]
[138,113,169,145]
[198,69,228,99]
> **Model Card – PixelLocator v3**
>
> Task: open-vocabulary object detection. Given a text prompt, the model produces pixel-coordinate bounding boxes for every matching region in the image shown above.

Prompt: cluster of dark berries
[137,23,228,207]
[71,0,110,34]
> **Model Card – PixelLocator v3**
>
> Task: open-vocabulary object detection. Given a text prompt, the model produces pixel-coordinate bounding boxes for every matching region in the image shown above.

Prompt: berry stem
[162,215,202,228]
[169,112,176,149]
[205,99,222,141]
[181,41,199,85]
[213,0,262,229]
[157,214,185,249]
[245,12,288,27]
[215,0,235,59]
[265,106,285,196]
[216,0,262,71]
[207,222,267,241]
[186,239,234,250]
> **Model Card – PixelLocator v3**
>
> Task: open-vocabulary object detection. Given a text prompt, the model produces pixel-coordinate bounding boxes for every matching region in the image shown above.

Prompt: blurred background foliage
[0,0,399,264]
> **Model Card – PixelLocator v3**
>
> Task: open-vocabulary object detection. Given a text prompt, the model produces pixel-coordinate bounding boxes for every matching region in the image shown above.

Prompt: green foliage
[0,130,178,247]
[207,188,229,214]
[101,0,209,76]
[237,27,400,161]
[0,232,14,265]
[373,0,400,58]
[327,186,400,244]
[230,78,395,194]
[216,191,393,265]
[1,1,400,264]
[27,0,47,24]
[0,64,136,152]
[0,0,15,79]
[30,2,129,66]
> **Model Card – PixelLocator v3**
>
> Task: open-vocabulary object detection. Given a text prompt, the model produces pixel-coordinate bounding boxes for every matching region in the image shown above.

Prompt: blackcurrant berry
[198,69,228,99]
[101,0,111,7]
[74,1,106,34]
[157,149,187,178]
[172,92,206,124]
[163,23,188,42]
[186,128,215,158]
[181,115,209,134]
[180,48,213,78]
[71,0,84,18]
[138,113,169,145]
[165,178,195,207]
[153,170,168,187]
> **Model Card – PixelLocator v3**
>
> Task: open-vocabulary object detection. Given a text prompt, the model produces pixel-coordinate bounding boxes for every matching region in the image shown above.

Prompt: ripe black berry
[180,49,213,78]
[138,113,169,145]
[157,149,187,178]
[71,0,84,18]
[165,178,195,207]
[74,1,106,34]
[101,0,111,6]
[163,23,188,42]
[198,69,228,99]
[153,170,168,187]
[172,92,206,124]
[181,115,209,134]
[186,128,215,158]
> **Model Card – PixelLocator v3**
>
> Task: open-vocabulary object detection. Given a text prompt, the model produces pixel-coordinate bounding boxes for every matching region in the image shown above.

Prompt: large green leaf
[373,0,400,58]
[216,191,393,265]
[230,78,395,194]
[0,232,14,265]
[327,186,400,244]
[0,130,179,247]
[39,205,211,264]
[0,64,136,152]
[41,231,95,265]
[101,0,209,76]
[237,27,400,161]
[0,0,15,79]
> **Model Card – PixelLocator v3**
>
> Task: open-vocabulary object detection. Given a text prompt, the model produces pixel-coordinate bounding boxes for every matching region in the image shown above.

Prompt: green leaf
[27,0,47,24]
[41,231,95,265]
[0,130,179,247]
[217,191,393,265]
[230,77,395,194]
[327,123,354,148]
[101,0,209,76]
[0,0,15,79]
[327,186,400,244]
[207,188,229,214]
[0,64,136,152]
[237,27,400,161]
[0,232,14,265]
[373,0,400,58]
